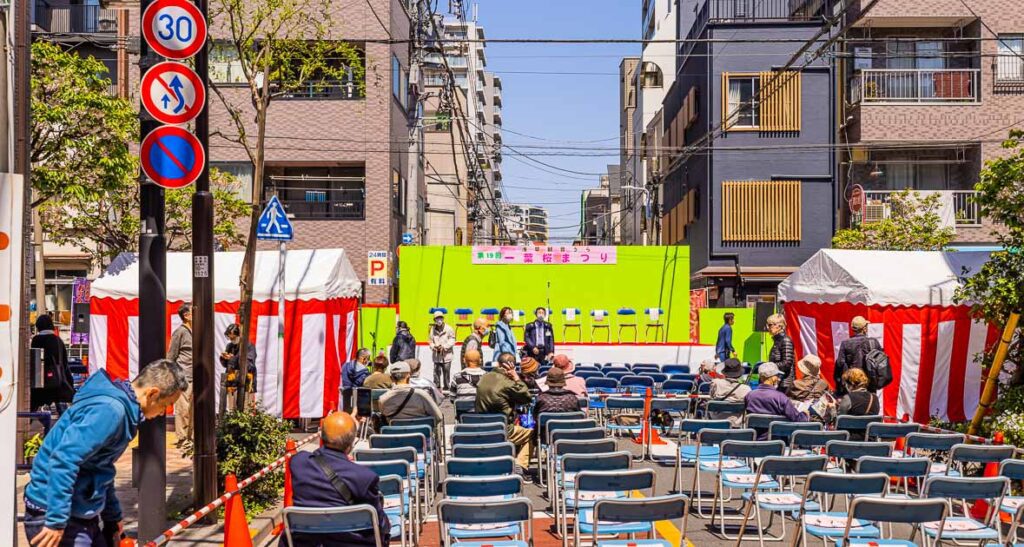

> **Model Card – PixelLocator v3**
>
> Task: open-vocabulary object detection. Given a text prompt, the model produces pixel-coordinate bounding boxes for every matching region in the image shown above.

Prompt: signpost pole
[277,240,286,415]
[190,0,218,518]
[255,195,294,416]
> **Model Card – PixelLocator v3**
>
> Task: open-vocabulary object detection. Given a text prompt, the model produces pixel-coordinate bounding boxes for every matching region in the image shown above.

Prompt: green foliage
[832,189,956,251]
[23,433,44,460]
[165,169,252,252]
[215,408,291,519]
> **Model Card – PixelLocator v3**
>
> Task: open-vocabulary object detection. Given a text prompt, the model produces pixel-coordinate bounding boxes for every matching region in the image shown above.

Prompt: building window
[722,71,801,131]
[265,166,366,220]
[725,74,760,128]
[997,35,1024,83]
[392,54,408,108]
[210,161,254,202]
[425,110,451,132]
[210,43,246,84]
[721,180,802,243]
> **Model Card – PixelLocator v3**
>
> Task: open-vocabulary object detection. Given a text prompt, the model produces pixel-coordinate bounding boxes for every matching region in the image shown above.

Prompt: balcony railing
[995,55,1024,84]
[266,184,366,220]
[34,2,118,34]
[862,190,981,226]
[852,69,980,104]
[278,79,364,100]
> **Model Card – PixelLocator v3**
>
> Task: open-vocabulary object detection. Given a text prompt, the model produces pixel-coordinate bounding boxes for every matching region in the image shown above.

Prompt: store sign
[472,245,617,265]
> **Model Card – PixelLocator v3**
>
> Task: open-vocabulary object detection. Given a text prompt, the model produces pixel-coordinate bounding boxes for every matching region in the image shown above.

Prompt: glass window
[726,76,759,128]
[210,42,245,84]
[210,162,254,202]
[391,54,408,108]
[997,35,1024,82]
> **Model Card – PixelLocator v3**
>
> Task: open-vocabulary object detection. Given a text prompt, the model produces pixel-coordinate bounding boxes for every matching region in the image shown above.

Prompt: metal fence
[266,182,366,220]
[996,54,1024,84]
[853,68,980,103]
[863,190,981,226]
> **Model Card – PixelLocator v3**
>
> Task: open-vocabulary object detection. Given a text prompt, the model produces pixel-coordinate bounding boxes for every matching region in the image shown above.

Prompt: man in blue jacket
[24,359,188,547]
[715,312,735,362]
[340,348,371,413]
[522,307,555,365]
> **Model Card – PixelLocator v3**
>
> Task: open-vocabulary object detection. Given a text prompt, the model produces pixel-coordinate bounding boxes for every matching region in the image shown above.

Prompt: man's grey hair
[405,358,421,375]
[134,359,189,398]
[356,348,371,360]
[391,371,410,383]
[497,352,516,367]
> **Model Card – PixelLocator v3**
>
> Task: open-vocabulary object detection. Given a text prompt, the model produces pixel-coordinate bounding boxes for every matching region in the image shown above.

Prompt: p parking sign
[368,251,389,286]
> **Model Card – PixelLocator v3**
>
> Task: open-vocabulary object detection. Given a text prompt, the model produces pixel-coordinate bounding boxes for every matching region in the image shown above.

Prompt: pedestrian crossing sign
[256,195,294,241]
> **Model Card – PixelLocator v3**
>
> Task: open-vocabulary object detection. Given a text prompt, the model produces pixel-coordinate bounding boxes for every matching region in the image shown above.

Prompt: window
[721,180,802,242]
[424,109,451,132]
[997,35,1024,83]
[210,162,254,202]
[722,71,801,131]
[392,54,408,108]
[725,75,759,128]
[265,166,366,220]
[392,169,406,215]
[210,43,245,84]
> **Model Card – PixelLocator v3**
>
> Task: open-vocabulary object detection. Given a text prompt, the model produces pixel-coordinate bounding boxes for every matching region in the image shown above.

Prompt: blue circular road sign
[140,126,205,189]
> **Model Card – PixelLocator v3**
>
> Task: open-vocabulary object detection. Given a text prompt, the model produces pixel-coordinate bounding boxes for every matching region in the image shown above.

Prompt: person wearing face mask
[428,310,456,392]
[23,359,188,547]
[522,306,555,365]
[491,306,519,363]
[219,323,258,414]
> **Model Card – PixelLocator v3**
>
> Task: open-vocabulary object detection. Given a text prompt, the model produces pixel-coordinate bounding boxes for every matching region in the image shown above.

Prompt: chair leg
[734,494,754,546]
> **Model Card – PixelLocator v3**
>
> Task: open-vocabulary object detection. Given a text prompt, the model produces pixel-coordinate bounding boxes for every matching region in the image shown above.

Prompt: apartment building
[619,57,640,244]
[660,0,838,306]
[581,165,623,245]
[839,0,1023,244]
[504,203,549,243]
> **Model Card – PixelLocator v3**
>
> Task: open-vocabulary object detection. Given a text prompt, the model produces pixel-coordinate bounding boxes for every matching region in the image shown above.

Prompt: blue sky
[473,0,638,242]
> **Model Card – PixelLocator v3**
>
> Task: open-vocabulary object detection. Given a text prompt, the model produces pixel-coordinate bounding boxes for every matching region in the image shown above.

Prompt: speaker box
[754,302,775,333]
[72,304,90,334]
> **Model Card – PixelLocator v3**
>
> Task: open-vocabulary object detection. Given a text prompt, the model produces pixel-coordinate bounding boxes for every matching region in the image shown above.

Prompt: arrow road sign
[142,0,207,60]
[140,126,205,189]
[141,61,205,125]
[257,196,294,241]
[401,232,414,245]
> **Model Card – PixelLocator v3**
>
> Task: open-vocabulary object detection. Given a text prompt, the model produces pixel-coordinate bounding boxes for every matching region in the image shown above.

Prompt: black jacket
[286,447,390,546]
[389,329,416,364]
[220,342,258,392]
[30,331,75,409]
[769,333,796,391]
[835,334,880,395]
[522,320,555,360]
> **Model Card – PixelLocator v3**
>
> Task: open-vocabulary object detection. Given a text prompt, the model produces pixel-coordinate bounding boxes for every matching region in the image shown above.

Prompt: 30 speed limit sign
[142,0,208,59]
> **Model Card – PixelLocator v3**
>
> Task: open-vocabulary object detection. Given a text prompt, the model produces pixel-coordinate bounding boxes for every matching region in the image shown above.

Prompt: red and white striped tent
[778,249,996,424]
[89,249,361,418]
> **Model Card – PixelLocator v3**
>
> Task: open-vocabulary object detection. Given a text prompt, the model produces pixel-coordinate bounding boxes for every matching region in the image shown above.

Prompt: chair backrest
[453,422,505,435]
[357,459,410,479]
[745,413,787,432]
[865,422,921,442]
[576,468,655,494]
[661,379,695,393]
[376,474,404,502]
[696,428,756,447]
[768,421,822,441]
[562,450,632,474]
[452,442,515,459]
[442,475,523,498]
[697,382,712,395]
[639,372,669,384]
[790,430,850,451]
[680,419,733,436]
[380,425,433,448]
[590,309,610,321]
[924,475,1009,501]
[806,471,890,495]
[619,375,655,388]
[720,439,785,460]
[550,427,606,444]
[670,373,698,383]
[663,365,691,375]
[537,411,587,436]
[454,398,475,416]
[757,455,828,478]
[605,371,630,381]
[390,415,437,428]
[847,497,949,527]
[437,498,533,542]
[904,432,965,454]
[544,418,598,444]
[706,400,746,417]
[651,397,692,413]
[586,377,619,391]
[606,397,646,411]
[632,366,662,374]
[283,505,381,545]
[856,456,931,479]
[451,431,507,446]
[576,370,604,380]
[369,433,427,454]
[355,387,378,416]
[617,307,636,316]
[552,438,618,457]
[1000,458,1024,481]
[352,447,417,466]
[459,413,506,425]
[835,414,884,434]
[949,443,1017,465]
[825,440,892,462]
[446,456,516,477]
[592,495,688,532]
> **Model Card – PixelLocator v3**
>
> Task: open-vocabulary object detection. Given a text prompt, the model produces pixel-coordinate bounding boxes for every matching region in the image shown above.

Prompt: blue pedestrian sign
[256,196,294,241]
[401,232,414,245]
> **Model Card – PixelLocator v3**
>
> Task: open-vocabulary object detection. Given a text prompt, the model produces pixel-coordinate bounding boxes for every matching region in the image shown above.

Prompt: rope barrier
[142,431,319,547]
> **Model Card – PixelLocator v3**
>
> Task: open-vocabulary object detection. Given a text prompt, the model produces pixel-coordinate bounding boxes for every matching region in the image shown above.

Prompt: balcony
[862,190,981,226]
[33,2,118,34]
[493,109,502,125]
[996,54,1024,85]
[493,87,502,106]
[851,69,980,104]
[266,175,365,220]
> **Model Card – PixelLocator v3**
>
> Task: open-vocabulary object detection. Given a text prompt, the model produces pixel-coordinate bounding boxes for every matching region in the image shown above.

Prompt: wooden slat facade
[721,180,802,242]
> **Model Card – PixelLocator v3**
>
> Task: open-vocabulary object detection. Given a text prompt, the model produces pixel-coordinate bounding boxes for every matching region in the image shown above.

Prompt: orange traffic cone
[970,431,1004,520]
[272,439,298,536]
[632,388,667,446]
[119,538,136,547]
[223,474,254,547]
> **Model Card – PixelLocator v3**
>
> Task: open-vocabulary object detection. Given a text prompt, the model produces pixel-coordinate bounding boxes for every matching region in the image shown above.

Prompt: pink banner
[472,245,617,265]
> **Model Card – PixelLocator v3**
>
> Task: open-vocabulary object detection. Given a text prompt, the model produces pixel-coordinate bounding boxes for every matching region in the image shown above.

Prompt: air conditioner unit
[862,203,888,224]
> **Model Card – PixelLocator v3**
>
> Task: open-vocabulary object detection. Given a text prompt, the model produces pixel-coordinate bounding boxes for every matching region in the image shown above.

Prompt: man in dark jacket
[715,313,735,362]
[287,411,390,546]
[766,313,796,392]
[532,368,580,441]
[220,323,258,414]
[389,321,416,364]
[24,360,188,547]
[522,307,555,365]
[340,348,371,413]
[476,354,534,470]
[30,314,75,412]
[834,316,880,396]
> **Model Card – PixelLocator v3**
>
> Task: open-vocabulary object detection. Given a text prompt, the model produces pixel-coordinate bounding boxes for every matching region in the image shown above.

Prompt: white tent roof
[92,249,361,301]
[778,249,991,306]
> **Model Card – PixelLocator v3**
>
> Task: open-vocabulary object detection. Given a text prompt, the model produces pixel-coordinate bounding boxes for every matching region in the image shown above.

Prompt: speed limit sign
[142,0,207,60]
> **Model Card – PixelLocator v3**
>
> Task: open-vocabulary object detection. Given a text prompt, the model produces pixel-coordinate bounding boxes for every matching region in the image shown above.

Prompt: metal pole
[136,0,167,538]
[191,0,218,517]
[277,240,285,416]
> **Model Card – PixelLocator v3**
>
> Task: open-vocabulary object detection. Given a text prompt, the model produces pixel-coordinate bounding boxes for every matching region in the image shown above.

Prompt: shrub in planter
[216,408,292,519]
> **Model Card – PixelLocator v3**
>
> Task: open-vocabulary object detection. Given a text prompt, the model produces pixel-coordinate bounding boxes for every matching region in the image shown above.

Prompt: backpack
[488,326,498,349]
[864,343,893,391]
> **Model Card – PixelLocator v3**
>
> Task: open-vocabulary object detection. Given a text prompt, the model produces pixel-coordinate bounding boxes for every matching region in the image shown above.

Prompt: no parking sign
[140,126,205,188]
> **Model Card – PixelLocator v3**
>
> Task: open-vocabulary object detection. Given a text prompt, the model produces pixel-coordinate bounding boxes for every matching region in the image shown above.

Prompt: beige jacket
[429,323,456,363]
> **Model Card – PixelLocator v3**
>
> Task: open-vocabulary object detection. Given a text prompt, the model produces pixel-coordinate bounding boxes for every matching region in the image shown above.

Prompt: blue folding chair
[616,307,638,342]
[605,370,631,382]
[922,475,1009,544]
[538,416,597,485]
[556,450,632,541]
[1000,459,1024,528]
[545,437,617,504]
[452,307,473,339]
[948,443,1017,477]
[589,494,689,547]
[904,432,965,476]
[377,474,410,546]
[446,456,515,478]
[381,424,439,461]
[283,505,385,547]
[562,308,583,342]
[442,475,523,502]
[865,422,920,444]
[604,398,646,457]
[369,433,435,498]
[733,455,829,545]
[454,399,475,420]
[451,442,515,459]
[825,440,892,473]
[632,363,661,371]
[661,378,695,394]
[355,458,417,542]
[649,397,692,444]
[685,429,758,519]
[590,309,611,342]
[842,497,951,547]
[767,421,822,443]
[571,469,657,546]
[453,422,505,435]
[705,400,745,424]
[671,372,698,383]
[835,414,884,441]
[575,370,604,381]
[788,430,849,456]
[437,497,533,547]
[639,372,668,385]
[459,413,507,425]
[745,413,787,440]
[857,456,930,499]
[451,431,507,447]
[663,364,691,375]
[671,419,734,490]
[619,375,655,391]
[798,472,889,545]
[708,440,786,538]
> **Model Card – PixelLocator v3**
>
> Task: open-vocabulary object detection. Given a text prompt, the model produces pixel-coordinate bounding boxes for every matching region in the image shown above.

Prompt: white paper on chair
[579,510,622,526]
[513,310,522,321]
[929,462,948,474]
[804,515,867,529]
[452,522,513,531]
[923,520,987,532]
[704,459,745,470]
[758,493,803,506]
[594,310,606,320]
[649,309,660,321]
[566,309,577,321]
[383,496,403,509]
[1002,498,1024,510]
[723,473,759,484]
[575,490,621,501]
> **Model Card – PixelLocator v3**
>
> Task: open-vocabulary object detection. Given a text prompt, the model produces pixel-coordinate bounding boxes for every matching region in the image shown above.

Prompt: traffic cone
[119,539,136,547]
[223,474,253,547]
[970,431,1004,520]
[632,388,666,446]
[272,439,298,536]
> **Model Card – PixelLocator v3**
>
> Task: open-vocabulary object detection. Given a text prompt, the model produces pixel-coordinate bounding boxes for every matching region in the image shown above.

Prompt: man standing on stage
[523,306,555,365]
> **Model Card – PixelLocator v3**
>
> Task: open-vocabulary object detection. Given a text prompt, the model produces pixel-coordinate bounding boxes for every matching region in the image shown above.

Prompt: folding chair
[796,472,889,546]
[282,505,384,547]
[824,440,892,471]
[453,422,505,435]
[767,421,822,443]
[355,458,418,542]
[604,397,647,457]
[639,371,668,385]
[589,494,690,547]
[649,397,692,445]
[788,430,849,456]
[1000,459,1024,533]
[707,439,786,538]
[354,448,424,528]
[632,363,661,372]
[459,413,506,425]
[605,370,631,382]
[452,308,473,339]
[451,442,515,459]
[835,414,884,441]
[856,455,930,501]
[745,414,787,440]
[616,307,639,343]
[643,307,665,342]
[369,433,436,503]
[684,429,758,519]
[355,387,388,439]
[661,379,695,396]
[446,456,515,478]
[706,400,746,424]
[904,432,964,476]
[556,451,632,544]
[732,455,829,545]
[381,424,441,464]
[841,497,950,547]
[576,370,605,381]
[571,469,657,547]
[562,308,583,341]
[619,375,655,392]
[672,419,735,491]
[451,431,507,446]
[865,422,920,445]
[377,474,410,547]
[590,309,611,342]
[586,377,619,420]
[510,309,527,337]
[663,364,691,375]
[442,475,523,501]
[540,418,599,483]
[948,443,1017,477]
[922,475,1009,545]
[547,438,618,503]
[437,497,533,547]
[454,399,475,420]
[671,372,699,382]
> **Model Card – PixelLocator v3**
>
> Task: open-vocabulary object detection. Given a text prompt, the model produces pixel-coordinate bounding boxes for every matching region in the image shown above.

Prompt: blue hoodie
[25,370,141,528]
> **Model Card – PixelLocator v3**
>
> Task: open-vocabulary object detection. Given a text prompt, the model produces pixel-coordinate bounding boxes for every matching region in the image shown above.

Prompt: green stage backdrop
[359,306,398,355]
[397,246,691,342]
[698,307,765,362]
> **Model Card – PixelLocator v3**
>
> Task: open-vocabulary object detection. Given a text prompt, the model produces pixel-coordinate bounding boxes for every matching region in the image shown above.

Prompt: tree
[208,0,364,409]
[832,189,957,251]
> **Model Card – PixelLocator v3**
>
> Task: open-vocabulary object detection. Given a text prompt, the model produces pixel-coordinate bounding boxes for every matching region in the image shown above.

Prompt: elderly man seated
[287,411,389,546]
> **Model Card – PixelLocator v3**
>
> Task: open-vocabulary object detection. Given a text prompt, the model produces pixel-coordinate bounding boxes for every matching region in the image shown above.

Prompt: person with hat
[834,316,881,397]
[708,358,751,427]
[428,310,456,393]
[378,361,442,425]
[389,321,417,365]
[532,367,581,429]
[362,355,393,390]
[537,354,586,397]
[518,356,541,390]
[744,362,808,438]
[787,355,830,402]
